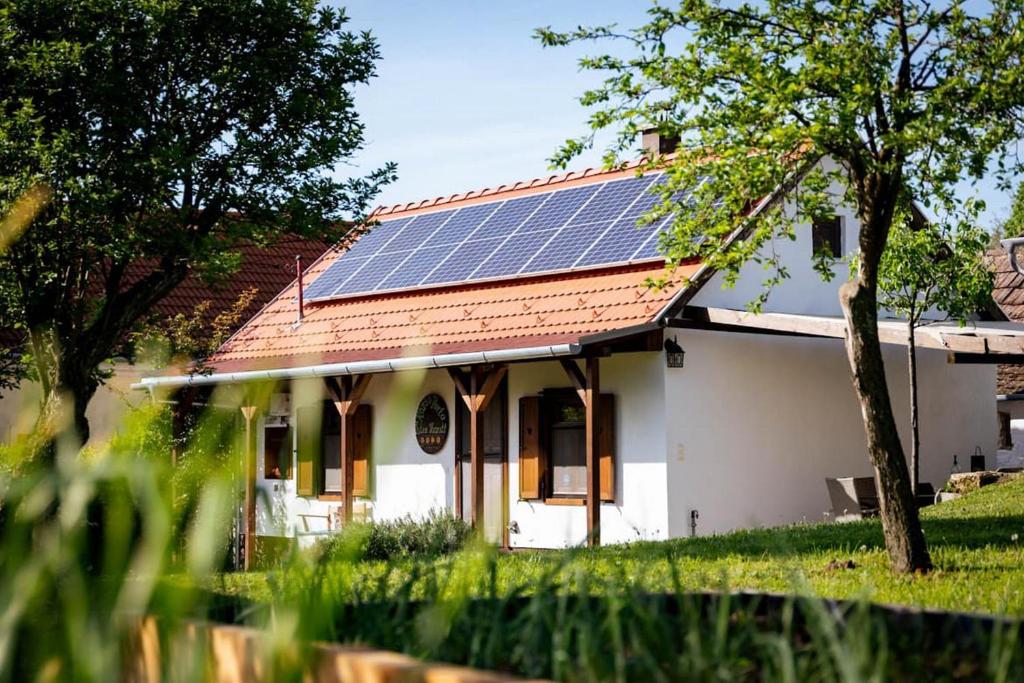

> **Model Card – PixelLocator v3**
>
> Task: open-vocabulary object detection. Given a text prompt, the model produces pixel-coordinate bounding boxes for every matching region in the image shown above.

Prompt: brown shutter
[519,396,543,499]
[296,404,322,496]
[599,393,615,502]
[351,404,372,498]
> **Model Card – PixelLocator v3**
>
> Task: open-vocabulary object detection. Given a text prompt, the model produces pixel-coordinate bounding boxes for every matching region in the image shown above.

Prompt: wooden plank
[585,356,601,548]
[679,306,1024,356]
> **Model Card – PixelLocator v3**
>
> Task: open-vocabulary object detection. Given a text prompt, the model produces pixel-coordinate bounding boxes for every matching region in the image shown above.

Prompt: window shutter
[599,393,616,502]
[519,396,543,499]
[296,404,322,497]
[351,404,372,498]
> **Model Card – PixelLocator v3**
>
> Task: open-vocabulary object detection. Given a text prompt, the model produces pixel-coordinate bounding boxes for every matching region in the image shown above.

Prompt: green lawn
[200,480,1024,680]
[220,476,1024,616]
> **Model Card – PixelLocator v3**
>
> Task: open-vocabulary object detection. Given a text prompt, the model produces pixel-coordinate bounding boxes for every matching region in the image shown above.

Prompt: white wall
[664,328,996,537]
[690,158,858,317]
[255,354,672,549]
[507,353,669,549]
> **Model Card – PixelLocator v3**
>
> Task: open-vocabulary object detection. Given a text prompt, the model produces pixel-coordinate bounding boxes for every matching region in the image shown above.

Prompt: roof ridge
[372,158,653,218]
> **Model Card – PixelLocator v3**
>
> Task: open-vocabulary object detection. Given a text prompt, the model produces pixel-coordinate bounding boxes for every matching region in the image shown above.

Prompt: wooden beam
[240,405,259,571]
[476,365,508,413]
[469,371,485,531]
[559,359,588,405]
[584,357,601,548]
[950,352,1024,365]
[447,368,474,411]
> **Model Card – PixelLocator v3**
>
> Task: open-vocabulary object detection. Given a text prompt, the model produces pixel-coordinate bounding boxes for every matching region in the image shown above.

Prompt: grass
[192,479,1024,680]
[219,476,1024,616]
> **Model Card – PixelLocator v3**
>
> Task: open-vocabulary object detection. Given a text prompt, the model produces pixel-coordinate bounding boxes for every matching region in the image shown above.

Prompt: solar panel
[304,171,683,301]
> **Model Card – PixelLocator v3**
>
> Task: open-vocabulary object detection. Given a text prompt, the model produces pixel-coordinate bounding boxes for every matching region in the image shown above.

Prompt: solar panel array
[304,172,680,301]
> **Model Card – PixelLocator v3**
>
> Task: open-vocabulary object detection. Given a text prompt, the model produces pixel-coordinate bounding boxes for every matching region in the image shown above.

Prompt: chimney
[641,127,680,156]
[295,255,304,325]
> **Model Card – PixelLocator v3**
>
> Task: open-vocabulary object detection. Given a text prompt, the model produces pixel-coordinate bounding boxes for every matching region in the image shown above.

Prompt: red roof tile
[134,235,330,331]
[202,165,700,374]
[206,262,697,373]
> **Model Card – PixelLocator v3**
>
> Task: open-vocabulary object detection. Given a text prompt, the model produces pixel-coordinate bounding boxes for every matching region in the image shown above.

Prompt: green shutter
[296,404,322,496]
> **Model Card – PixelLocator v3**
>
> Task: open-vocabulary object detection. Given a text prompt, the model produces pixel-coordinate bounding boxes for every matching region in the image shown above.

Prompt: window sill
[318,493,343,501]
[544,497,585,506]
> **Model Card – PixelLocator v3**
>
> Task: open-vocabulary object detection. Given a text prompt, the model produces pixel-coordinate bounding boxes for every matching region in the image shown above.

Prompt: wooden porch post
[448,366,507,532]
[325,375,372,524]
[585,357,601,548]
[560,357,601,547]
[240,404,259,571]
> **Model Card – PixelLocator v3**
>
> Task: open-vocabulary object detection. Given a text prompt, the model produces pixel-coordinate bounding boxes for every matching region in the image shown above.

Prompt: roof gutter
[132,342,582,390]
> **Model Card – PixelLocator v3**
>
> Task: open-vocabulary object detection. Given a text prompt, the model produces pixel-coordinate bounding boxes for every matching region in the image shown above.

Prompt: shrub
[318,510,472,562]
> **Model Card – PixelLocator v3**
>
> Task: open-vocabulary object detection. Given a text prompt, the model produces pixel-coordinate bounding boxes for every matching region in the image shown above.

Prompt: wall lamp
[664,336,686,368]
[1001,237,1024,275]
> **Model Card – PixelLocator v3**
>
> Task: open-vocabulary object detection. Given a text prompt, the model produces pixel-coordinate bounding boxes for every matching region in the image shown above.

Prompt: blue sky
[340,1,1014,228]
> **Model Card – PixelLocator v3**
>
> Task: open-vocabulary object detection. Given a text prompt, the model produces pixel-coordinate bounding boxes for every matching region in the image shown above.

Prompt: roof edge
[134,342,583,389]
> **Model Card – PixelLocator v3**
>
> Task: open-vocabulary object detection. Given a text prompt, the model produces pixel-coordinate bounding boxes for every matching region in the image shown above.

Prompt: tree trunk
[840,279,931,573]
[33,359,99,463]
[907,321,920,494]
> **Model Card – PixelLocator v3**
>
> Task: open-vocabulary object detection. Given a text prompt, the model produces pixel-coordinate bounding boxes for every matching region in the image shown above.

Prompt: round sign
[415,393,449,454]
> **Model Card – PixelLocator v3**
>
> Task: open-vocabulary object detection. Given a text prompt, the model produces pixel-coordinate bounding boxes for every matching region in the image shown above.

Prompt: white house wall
[689,158,858,317]
[254,353,671,550]
[664,328,996,537]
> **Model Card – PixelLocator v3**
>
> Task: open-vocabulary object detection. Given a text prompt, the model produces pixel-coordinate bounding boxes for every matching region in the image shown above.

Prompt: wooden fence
[126,617,532,683]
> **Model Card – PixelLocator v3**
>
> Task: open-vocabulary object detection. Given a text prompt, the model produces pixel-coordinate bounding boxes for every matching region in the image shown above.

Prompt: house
[987,249,1024,468]
[139,138,1019,565]
[0,236,329,444]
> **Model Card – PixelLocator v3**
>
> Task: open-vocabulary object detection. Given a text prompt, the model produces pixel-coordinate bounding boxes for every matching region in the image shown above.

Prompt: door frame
[453,375,509,548]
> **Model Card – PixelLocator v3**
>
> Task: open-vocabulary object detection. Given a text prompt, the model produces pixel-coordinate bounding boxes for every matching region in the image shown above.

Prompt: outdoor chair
[826,477,880,522]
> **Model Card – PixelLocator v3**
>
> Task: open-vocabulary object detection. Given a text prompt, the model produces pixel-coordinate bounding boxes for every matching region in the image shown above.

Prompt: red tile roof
[201,165,700,374]
[138,235,330,331]
[206,262,697,373]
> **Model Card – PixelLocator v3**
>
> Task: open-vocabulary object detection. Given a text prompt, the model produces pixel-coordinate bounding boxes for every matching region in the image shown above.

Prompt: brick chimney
[641,128,680,156]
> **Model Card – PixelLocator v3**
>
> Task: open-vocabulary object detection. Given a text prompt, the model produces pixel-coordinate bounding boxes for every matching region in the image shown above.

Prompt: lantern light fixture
[664,335,685,368]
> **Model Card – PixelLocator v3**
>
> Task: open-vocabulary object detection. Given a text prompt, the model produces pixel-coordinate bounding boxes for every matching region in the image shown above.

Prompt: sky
[339,1,1015,229]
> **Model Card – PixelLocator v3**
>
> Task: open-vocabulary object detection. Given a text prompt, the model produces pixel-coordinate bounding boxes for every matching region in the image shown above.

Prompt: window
[263,417,293,480]
[812,215,843,258]
[548,394,587,497]
[295,400,372,498]
[519,390,615,502]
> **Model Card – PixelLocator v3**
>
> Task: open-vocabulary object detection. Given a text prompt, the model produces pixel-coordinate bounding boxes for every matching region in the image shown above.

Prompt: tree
[999,182,1024,238]
[877,211,993,493]
[538,0,1023,572]
[0,0,394,448]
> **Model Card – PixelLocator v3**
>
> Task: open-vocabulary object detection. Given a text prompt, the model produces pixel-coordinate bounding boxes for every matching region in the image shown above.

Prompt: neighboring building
[988,249,1024,468]
[0,236,329,444]
[140,144,1018,558]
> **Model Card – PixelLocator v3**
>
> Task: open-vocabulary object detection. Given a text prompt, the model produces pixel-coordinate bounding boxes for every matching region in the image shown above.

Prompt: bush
[319,510,472,562]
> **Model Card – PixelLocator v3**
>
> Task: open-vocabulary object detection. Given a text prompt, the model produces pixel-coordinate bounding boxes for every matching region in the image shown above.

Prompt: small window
[546,393,587,498]
[812,215,843,258]
[263,419,293,480]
